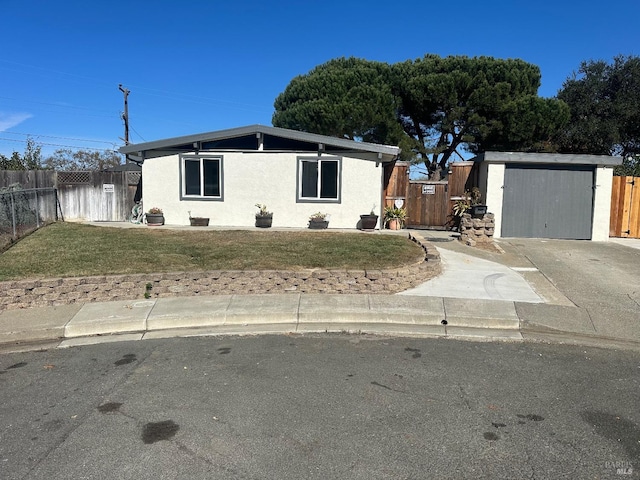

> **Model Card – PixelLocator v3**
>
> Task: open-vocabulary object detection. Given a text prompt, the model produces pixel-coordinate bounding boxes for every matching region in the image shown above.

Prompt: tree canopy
[556,55,640,162]
[272,57,406,147]
[273,55,569,179]
[42,149,123,171]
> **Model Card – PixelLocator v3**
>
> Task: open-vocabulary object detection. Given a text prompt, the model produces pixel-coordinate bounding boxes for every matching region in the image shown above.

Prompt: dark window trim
[296,155,342,204]
[179,154,224,201]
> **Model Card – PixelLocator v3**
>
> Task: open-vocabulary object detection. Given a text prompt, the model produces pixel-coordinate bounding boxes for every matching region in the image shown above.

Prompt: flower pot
[359,214,378,230]
[146,213,164,226]
[255,215,273,228]
[470,205,488,218]
[309,220,329,229]
[387,218,401,230]
[189,217,210,226]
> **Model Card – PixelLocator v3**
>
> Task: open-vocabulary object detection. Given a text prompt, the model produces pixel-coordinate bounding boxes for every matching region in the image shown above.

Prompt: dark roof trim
[119,124,401,159]
[473,151,622,167]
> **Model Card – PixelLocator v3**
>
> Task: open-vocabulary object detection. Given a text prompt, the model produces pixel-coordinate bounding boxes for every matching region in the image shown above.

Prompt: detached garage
[474,152,622,241]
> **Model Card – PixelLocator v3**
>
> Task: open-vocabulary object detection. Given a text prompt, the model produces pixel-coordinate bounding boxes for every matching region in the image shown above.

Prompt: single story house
[119,125,401,229]
[474,152,622,241]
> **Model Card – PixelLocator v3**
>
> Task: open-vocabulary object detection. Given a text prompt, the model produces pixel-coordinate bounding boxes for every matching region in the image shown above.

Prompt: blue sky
[1,0,638,159]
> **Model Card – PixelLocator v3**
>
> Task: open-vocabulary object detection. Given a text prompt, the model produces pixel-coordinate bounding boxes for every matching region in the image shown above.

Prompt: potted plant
[452,188,485,222]
[188,211,209,226]
[308,212,330,229]
[145,207,164,226]
[383,206,407,230]
[359,205,379,231]
[255,203,273,228]
[466,187,487,217]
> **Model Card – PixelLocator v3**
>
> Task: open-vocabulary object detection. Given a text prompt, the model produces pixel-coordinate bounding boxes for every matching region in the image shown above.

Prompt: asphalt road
[0,335,638,479]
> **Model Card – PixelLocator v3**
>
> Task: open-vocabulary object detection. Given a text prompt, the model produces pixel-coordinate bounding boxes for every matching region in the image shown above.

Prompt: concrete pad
[65,300,155,337]
[0,304,81,343]
[516,303,596,335]
[443,297,519,329]
[446,326,523,341]
[298,295,370,324]
[399,248,543,303]
[609,237,640,251]
[58,333,144,348]
[224,294,299,325]
[369,295,445,324]
[147,295,232,331]
[518,271,574,306]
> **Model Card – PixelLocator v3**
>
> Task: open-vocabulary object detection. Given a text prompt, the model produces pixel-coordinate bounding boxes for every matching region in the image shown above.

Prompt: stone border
[0,234,440,311]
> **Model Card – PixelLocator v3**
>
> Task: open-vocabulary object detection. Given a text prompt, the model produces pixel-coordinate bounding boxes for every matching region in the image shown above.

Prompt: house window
[181,155,223,200]
[297,156,341,202]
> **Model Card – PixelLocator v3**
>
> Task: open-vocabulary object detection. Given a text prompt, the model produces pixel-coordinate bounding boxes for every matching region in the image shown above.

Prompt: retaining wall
[0,234,439,310]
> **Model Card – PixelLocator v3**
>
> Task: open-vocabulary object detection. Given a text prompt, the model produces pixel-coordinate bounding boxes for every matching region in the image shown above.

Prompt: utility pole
[118,84,130,164]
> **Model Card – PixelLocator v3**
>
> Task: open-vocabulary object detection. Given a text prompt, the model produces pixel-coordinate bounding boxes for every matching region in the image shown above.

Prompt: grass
[0,222,424,281]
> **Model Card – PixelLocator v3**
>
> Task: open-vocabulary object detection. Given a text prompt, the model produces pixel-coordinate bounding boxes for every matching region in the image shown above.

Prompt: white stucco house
[119,125,401,229]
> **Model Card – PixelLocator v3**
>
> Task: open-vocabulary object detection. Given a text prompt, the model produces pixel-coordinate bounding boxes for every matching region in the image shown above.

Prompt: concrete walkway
[1,229,640,353]
[399,248,543,303]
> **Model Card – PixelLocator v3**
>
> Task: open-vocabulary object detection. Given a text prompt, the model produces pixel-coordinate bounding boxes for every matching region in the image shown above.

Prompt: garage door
[501,164,595,239]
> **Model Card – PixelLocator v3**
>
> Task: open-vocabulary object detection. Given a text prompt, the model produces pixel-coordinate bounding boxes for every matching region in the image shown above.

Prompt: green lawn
[0,223,424,281]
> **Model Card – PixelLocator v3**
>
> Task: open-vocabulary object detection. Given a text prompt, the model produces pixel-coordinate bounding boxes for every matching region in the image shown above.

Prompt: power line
[0,137,120,152]
[2,131,118,146]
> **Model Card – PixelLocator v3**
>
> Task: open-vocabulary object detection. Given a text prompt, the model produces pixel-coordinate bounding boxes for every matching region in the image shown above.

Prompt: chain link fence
[0,186,59,251]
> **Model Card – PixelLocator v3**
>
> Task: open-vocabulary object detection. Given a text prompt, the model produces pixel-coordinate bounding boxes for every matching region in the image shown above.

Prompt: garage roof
[474,151,622,166]
[119,124,401,162]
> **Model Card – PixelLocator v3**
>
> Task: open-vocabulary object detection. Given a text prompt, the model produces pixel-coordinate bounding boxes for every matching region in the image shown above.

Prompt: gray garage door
[501,163,595,239]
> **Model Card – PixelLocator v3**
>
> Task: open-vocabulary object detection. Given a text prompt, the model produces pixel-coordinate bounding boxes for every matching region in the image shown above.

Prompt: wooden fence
[0,170,141,222]
[610,176,640,238]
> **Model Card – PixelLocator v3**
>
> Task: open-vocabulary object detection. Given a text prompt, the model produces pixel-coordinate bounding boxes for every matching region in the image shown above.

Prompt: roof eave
[119,124,400,158]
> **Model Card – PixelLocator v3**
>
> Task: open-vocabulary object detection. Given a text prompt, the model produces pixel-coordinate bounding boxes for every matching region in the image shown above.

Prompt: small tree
[0,137,44,170]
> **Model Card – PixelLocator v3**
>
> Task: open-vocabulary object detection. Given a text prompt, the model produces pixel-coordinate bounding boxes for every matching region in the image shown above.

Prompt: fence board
[383,161,409,212]
[610,176,640,238]
[406,182,449,227]
[448,161,475,198]
[0,170,56,188]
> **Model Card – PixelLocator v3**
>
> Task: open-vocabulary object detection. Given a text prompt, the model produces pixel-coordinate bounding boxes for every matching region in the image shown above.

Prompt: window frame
[296,156,342,203]
[179,154,224,201]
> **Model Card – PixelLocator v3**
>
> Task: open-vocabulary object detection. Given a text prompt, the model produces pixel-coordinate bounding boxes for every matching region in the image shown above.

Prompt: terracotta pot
[387,218,401,230]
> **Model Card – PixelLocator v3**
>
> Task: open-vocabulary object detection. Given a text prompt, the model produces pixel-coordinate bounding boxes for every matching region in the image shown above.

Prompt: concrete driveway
[427,233,640,341]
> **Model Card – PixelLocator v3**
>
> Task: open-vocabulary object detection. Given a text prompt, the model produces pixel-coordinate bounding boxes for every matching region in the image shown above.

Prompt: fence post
[35,188,41,228]
[10,191,17,240]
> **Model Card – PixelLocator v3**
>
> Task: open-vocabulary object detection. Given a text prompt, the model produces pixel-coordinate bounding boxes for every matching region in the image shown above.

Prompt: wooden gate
[610,176,640,238]
[402,161,475,229]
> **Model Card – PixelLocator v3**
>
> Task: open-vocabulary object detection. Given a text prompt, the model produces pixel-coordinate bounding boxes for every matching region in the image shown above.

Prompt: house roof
[119,124,401,162]
[473,151,622,167]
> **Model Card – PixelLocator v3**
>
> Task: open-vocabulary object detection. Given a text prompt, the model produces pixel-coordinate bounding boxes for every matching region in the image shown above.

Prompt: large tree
[43,149,123,171]
[557,55,640,161]
[391,55,569,178]
[273,57,407,150]
[273,55,569,179]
